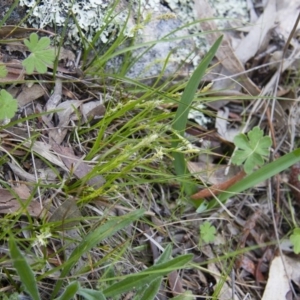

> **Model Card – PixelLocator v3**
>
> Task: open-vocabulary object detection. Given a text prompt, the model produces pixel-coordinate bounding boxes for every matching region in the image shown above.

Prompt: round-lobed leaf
[0,89,18,120]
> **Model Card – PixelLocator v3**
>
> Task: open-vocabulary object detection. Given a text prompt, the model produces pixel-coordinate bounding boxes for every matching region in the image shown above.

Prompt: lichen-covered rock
[107,6,197,80]
[6,0,249,81]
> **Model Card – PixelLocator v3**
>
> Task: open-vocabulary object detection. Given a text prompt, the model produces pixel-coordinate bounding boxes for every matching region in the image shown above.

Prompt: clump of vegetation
[0,33,55,122]
[1,1,300,299]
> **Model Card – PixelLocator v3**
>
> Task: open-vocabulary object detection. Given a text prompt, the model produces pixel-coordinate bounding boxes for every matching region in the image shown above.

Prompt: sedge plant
[0,6,212,300]
[2,1,300,299]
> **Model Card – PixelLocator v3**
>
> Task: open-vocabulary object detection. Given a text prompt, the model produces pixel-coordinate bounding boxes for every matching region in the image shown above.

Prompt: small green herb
[22,33,55,74]
[290,228,300,254]
[0,65,8,78]
[232,126,272,174]
[0,90,18,120]
[200,221,216,244]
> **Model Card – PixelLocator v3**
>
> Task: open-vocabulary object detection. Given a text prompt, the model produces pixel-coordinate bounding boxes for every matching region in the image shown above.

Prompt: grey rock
[6,0,249,82]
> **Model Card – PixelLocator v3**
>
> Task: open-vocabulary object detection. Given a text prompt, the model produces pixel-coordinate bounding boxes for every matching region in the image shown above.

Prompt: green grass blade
[172,291,194,300]
[9,236,41,300]
[0,0,20,27]
[206,148,300,210]
[139,277,163,300]
[118,246,170,299]
[103,254,192,297]
[172,35,223,134]
[155,244,172,264]
[55,282,80,300]
[172,35,223,196]
[77,288,107,300]
[51,209,145,297]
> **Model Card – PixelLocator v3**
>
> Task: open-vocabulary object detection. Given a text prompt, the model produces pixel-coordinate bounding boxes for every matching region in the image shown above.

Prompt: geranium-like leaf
[22,33,55,74]
[232,126,272,174]
[0,65,8,78]
[200,221,216,244]
[0,89,18,120]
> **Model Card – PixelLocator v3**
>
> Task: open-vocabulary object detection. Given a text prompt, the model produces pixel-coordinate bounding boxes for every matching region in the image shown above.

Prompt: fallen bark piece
[191,170,246,199]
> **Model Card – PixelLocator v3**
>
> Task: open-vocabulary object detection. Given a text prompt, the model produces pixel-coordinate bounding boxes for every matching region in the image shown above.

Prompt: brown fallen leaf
[262,255,300,300]
[194,0,260,96]
[236,255,256,276]
[55,47,76,63]
[234,0,276,64]
[48,198,82,230]
[168,271,185,297]
[0,188,44,217]
[48,100,81,145]
[51,144,106,188]
[8,161,58,184]
[81,100,106,121]
[0,63,25,82]
[289,162,300,201]
[12,184,31,200]
[187,161,241,186]
[0,142,27,157]
[45,79,62,115]
[239,210,262,248]
[16,84,46,107]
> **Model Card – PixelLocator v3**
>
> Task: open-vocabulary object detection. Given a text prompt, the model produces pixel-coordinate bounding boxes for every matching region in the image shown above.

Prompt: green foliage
[0,64,8,78]
[172,35,223,196]
[5,237,106,300]
[290,228,300,254]
[199,221,216,244]
[9,236,41,300]
[0,33,56,121]
[103,252,192,297]
[0,90,18,120]
[51,209,145,298]
[172,291,194,300]
[54,282,80,300]
[77,288,106,300]
[232,126,272,174]
[22,33,55,74]
[0,292,20,300]
[139,277,162,300]
[199,148,300,212]
[8,236,190,300]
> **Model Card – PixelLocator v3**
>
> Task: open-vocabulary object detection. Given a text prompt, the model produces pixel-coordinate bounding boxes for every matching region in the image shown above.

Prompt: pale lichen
[19,0,120,45]
[17,0,249,79]
[18,0,249,46]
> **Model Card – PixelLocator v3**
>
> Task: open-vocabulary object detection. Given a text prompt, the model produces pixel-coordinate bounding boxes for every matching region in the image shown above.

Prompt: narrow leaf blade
[206,148,300,210]
[103,254,192,297]
[140,277,162,300]
[172,35,223,195]
[55,282,80,300]
[77,288,107,300]
[9,236,41,300]
[155,244,172,264]
[51,209,145,297]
